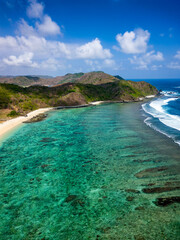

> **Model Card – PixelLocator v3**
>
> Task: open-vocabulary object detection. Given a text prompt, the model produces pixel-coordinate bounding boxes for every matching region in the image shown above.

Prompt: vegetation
[0,72,158,120]
[0,71,122,87]
[0,87,10,108]
[114,75,124,80]
[7,110,20,117]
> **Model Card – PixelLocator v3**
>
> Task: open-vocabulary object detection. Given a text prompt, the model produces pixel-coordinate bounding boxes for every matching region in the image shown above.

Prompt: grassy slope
[0,79,158,120]
[0,72,123,87]
[76,72,119,85]
[0,73,85,87]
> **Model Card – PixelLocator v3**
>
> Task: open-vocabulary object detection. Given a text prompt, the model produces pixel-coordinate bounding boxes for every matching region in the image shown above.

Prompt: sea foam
[143,97,180,131]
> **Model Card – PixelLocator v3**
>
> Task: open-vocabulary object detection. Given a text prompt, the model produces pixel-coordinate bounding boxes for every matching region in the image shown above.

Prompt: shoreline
[0,96,156,141]
[0,107,52,140]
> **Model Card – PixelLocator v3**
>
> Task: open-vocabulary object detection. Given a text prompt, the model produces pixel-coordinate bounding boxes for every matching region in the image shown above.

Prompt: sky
[0,0,180,79]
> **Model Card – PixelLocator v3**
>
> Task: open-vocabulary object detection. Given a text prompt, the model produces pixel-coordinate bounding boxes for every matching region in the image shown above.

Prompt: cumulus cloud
[36,15,61,36]
[103,59,115,67]
[0,0,113,73]
[75,38,112,59]
[151,65,162,71]
[85,58,118,71]
[27,0,44,19]
[129,51,164,69]
[3,52,38,67]
[174,51,180,59]
[17,19,37,37]
[17,17,61,37]
[167,62,180,69]
[0,36,18,51]
[0,35,112,71]
[85,60,101,70]
[39,58,66,71]
[24,1,61,36]
[116,28,150,54]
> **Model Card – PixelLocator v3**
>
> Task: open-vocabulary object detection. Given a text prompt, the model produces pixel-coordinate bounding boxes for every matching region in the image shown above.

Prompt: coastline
[0,96,156,141]
[1,98,179,240]
[0,107,52,140]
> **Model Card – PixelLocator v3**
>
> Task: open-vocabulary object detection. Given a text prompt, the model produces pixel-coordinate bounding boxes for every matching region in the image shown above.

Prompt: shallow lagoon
[0,103,180,240]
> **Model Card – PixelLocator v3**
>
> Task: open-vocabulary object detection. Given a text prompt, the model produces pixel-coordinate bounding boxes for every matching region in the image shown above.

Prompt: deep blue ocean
[135,79,180,146]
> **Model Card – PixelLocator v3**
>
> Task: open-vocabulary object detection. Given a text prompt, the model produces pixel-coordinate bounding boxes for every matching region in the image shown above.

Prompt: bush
[7,110,20,117]
[22,101,37,111]
[0,88,10,108]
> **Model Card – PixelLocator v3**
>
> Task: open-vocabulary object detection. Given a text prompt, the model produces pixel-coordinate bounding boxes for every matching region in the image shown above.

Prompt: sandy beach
[0,104,103,139]
[0,97,155,140]
[90,101,105,105]
[0,108,52,139]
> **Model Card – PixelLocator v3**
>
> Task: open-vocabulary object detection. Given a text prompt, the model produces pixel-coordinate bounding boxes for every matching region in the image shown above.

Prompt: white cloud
[129,51,164,70]
[167,62,180,69]
[85,58,118,71]
[144,51,164,61]
[174,51,180,59]
[75,38,112,59]
[0,1,113,73]
[116,28,150,54]
[25,1,61,37]
[17,17,61,37]
[85,60,101,69]
[85,60,94,66]
[103,59,115,67]
[3,52,38,68]
[36,15,61,36]
[40,58,66,71]
[17,19,37,37]
[151,65,162,71]
[112,45,121,51]
[0,35,113,71]
[27,0,44,19]
[0,36,18,50]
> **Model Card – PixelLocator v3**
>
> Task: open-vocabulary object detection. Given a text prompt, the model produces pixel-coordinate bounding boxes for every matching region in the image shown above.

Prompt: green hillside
[75,71,119,85]
[0,77,158,120]
[0,72,121,87]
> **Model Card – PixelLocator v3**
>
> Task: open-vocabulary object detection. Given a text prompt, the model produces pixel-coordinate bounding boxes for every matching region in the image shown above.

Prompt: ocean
[0,79,179,239]
[140,79,180,146]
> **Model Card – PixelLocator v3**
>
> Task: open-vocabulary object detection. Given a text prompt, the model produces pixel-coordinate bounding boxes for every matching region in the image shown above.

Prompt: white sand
[90,101,104,105]
[0,108,52,139]
[145,95,156,99]
[0,96,156,139]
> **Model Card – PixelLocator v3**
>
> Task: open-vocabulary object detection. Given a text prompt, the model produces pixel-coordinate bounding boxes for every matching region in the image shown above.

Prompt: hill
[0,73,85,87]
[0,76,42,87]
[0,78,158,121]
[0,72,124,87]
[75,71,119,85]
[52,72,85,85]
[114,75,124,80]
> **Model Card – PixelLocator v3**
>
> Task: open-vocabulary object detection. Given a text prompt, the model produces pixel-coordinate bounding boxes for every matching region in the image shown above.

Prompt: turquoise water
[0,103,180,240]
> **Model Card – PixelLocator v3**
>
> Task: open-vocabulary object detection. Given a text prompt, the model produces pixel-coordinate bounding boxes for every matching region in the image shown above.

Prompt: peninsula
[0,71,158,122]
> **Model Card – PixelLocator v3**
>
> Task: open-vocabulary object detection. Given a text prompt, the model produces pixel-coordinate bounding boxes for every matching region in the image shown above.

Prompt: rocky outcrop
[23,113,47,123]
[154,197,180,206]
[142,186,180,194]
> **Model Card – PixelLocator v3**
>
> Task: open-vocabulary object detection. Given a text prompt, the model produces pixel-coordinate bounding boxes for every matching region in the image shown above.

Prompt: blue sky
[0,0,180,78]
